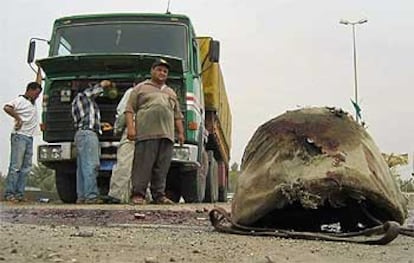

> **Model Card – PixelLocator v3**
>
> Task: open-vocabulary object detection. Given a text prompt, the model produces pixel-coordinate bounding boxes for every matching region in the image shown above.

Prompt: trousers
[131,138,173,200]
[74,130,100,200]
[4,133,33,199]
[108,129,135,202]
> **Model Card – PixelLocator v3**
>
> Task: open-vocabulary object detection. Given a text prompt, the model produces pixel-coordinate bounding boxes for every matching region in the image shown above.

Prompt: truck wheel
[204,151,218,203]
[181,168,205,203]
[55,170,77,203]
[165,190,181,203]
[218,186,228,202]
[97,173,111,196]
[182,150,208,203]
[166,168,182,203]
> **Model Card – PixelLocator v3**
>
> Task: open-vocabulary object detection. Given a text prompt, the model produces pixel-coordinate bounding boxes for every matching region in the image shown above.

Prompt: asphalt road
[0,196,413,263]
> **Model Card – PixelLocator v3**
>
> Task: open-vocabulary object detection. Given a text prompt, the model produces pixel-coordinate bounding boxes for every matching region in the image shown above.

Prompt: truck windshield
[51,22,187,61]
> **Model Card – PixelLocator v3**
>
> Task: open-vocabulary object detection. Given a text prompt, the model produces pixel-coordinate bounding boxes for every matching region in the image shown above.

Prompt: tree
[229,162,240,193]
[400,178,414,192]
[231,162,239,172]
[382,152,413,193]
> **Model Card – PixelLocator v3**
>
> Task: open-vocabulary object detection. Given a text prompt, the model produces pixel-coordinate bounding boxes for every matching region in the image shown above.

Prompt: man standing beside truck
[125,58,185,205]
[3,82,42,202]
[71,80,112,204]
[105,87,135,204]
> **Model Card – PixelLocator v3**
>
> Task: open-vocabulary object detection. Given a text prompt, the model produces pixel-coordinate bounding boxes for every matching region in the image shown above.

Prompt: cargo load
[197,37,232,163]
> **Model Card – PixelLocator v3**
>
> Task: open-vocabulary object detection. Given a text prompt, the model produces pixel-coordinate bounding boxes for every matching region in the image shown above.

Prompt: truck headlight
[38,145,62,161]
[51,147,62,159]
[39,147,49,160]
[172,147,190,161]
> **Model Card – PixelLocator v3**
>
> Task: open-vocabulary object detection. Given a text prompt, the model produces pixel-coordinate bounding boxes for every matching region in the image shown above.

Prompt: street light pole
[340,19,368,124]
[352,24,359,124]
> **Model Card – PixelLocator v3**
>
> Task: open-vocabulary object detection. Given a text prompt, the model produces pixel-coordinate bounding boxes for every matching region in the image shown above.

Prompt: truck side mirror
[209,40,220,63]
[27,40,36,64]
[27,37,50,73]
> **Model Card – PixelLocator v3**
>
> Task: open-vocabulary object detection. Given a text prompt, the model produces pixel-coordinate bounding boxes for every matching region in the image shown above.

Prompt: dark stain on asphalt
[0,207,211,227]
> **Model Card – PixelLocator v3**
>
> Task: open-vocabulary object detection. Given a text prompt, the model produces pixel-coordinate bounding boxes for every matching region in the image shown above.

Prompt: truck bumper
[38,143,74,162]
[38,142,200,171]
[38,142,118,171]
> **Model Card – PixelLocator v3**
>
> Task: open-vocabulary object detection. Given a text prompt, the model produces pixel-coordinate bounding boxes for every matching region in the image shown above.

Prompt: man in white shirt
[3,82,42,202]
[105,87,135,204]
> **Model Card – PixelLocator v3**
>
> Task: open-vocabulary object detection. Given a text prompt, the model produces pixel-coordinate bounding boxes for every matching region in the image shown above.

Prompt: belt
[77,127,97,132]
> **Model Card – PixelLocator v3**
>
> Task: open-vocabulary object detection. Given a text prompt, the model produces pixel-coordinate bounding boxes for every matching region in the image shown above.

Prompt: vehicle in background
[27,13,232,203]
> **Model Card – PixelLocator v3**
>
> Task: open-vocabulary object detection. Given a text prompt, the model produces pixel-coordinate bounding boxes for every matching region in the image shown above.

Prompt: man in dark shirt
[125,58,184,205]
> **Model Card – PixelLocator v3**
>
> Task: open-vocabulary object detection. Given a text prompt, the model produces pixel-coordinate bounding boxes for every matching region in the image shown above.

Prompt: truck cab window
[52,23,188,67]
[57,36,72,55]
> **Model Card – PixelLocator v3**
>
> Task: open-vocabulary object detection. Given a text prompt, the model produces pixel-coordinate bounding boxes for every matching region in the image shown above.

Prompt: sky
[1,0,414,177]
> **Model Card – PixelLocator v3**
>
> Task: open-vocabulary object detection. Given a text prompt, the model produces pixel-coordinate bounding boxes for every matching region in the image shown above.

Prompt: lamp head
[339,19,349,25]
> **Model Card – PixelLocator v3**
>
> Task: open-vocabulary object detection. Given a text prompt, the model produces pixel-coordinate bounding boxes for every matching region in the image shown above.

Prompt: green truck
[28,13,232,203]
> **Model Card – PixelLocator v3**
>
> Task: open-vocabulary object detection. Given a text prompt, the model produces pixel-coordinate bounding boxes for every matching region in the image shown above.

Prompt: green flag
[351,99,362,119]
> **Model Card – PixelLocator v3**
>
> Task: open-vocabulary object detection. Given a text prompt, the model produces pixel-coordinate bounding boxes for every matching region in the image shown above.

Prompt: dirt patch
[1,207,211,227]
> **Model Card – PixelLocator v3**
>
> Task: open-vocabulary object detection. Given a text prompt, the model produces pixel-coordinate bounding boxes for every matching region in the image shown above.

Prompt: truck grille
[44,80,136,142]
[43,78,184,143]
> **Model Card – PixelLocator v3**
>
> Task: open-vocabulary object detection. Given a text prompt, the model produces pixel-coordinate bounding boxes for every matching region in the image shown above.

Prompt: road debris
[134,212,146,219]
[70,231,94,237]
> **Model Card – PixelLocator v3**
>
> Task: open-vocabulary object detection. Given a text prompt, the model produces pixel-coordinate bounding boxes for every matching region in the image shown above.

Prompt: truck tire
[218,186,228,202]
[181,149,208,203]
[166,167,182,203]
[181,168,205,203]
[166,190,181,203]
[217,162,228,202]
[204,151,218,203]
[55,170,77,203]
[97,172,111,196]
